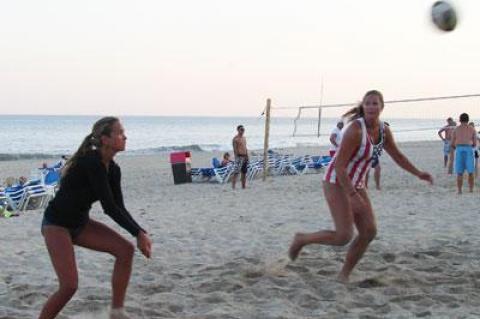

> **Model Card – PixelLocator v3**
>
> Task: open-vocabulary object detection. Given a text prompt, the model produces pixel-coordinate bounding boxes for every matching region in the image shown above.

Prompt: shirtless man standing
[451,113,477,194]
[232,125,248,189]
[438,117,456,173]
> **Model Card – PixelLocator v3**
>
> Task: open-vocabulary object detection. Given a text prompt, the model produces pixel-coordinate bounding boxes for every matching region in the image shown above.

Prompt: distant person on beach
[469,122,479,178]
[438,117,456,174]
[38,117,152,319]
[451,114,476,194]
[4,177,15,188]
[221,152,233,167]
[365,122,390,190]
[288,90,433,283]
[477,128,480,178]
[18,176,27,186]
[232,125,248,189]
[329,121,344,157]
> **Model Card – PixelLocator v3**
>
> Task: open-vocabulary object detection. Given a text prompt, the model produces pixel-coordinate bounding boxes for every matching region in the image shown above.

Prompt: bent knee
[114,241,135,260]
[336,231,353,246]
[59,282,78,297]
[360,227,377,242]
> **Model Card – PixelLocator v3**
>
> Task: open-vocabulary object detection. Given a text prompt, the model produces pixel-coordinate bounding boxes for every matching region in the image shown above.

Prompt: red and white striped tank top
[323,118,380,189]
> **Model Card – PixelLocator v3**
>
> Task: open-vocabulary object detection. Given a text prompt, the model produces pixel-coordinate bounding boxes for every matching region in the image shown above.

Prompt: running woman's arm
[334,122,362,196]
[86,158,145,236]
[437,127,446,141]
[384,126,433,183]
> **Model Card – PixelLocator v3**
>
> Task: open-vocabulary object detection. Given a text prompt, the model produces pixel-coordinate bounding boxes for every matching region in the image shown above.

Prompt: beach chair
[0,188,17,218]
[279,156,307,175]
[191,162,233,184]
[0,188,7,209]
[5,180,50,212]
[301,155,329,174]
[247,160,265,180]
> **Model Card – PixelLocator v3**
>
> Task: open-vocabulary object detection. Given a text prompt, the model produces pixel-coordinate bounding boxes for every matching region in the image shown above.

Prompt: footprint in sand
[381,253,396,263]
[356,277,387,288]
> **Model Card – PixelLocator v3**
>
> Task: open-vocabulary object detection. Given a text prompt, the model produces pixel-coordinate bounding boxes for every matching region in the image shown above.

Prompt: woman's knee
[360,225,377,242]
[58,280,78,298]
[335,230,353,246]
[114,240,135,260]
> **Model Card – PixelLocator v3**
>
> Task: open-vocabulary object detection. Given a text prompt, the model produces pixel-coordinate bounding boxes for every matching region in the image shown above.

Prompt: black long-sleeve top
[44,150,144,237]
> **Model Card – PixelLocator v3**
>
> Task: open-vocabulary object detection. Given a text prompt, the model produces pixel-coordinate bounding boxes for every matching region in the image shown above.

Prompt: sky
[0,0,479,117]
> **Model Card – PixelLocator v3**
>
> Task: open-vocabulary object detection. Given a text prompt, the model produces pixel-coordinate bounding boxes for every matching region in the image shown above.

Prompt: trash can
[170,151,192,184]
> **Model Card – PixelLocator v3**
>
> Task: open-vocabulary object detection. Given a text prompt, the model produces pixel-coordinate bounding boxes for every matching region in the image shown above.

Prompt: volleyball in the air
[431,1,457,31]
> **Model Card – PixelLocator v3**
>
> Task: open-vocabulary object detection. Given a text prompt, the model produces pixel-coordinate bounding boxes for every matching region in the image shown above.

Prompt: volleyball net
[268,94,480,138]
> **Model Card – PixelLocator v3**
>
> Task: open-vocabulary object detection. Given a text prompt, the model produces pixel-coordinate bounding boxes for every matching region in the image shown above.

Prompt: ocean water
[0,115,464,160]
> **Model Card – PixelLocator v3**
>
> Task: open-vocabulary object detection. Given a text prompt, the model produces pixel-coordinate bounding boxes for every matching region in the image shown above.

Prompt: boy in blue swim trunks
[451,113,477,194]
[438,117,456,173]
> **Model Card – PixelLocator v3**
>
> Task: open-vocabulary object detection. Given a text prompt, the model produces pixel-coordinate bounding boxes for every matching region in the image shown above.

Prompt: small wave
[125,144,228,155]
[0,153,64,162]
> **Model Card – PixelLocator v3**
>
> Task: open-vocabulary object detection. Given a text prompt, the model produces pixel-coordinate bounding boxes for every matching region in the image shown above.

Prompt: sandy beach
[1,140,479,319]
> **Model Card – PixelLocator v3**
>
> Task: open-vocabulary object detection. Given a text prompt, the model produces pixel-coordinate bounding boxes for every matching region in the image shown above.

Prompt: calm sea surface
[0,115,466,160]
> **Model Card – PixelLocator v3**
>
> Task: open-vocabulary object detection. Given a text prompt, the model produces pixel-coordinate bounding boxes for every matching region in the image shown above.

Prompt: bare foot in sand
[288,233,305,261]
[336,273,349,284]
[110,308,131,319]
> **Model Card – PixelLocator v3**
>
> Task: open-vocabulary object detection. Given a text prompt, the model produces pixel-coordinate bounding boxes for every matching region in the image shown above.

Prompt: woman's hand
[417,171,434,185]
[137,231,152,258]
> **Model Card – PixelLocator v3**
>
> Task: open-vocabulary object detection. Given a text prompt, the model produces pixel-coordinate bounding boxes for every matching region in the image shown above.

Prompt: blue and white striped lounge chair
[5,180,50,212]
[0,188,7,209]
[191,158,233,184]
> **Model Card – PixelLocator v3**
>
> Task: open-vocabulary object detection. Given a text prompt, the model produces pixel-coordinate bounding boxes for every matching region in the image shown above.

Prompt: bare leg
[338,189,377,282]
[289,182,353,261]
[241,172,246,189]
[457,174,463,194]
[73,219,135,309]
[467,173,474,192]
[448,150,455,175]
[38,226,78,319]
[374,166,381,190]
[231,174,237,189]
[475,158,478,178]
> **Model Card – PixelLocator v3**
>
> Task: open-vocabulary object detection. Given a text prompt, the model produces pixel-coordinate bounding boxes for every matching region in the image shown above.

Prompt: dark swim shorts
[233,156,248,174]
[41,215,87,239]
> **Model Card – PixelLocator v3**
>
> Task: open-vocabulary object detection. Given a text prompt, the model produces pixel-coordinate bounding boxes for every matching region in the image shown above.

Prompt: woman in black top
[39,117,152,319]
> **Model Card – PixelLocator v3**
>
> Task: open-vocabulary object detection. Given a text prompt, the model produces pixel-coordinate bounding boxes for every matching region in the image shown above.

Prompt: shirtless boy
[438,117,456,173]
[451,113,477,194]
[232,125,248,189]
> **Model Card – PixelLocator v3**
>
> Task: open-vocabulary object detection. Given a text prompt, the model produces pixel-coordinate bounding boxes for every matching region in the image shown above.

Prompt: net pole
[292,107,302,137]
[263,98,271,182]
[317,106,322,138]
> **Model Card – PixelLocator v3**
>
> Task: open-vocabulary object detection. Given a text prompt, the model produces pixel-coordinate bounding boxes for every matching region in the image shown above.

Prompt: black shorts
[41,215,87,239]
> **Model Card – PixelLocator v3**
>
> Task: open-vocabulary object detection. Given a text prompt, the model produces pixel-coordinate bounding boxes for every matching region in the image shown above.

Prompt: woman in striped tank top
[288,90,433,283]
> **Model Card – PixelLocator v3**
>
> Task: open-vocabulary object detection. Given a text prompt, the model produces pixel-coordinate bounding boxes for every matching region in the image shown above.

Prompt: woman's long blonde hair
[342,90,384,122]
[62,116,119,177]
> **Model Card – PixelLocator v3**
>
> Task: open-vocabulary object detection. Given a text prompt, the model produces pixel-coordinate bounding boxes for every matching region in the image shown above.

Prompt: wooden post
[263,99,271,181]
